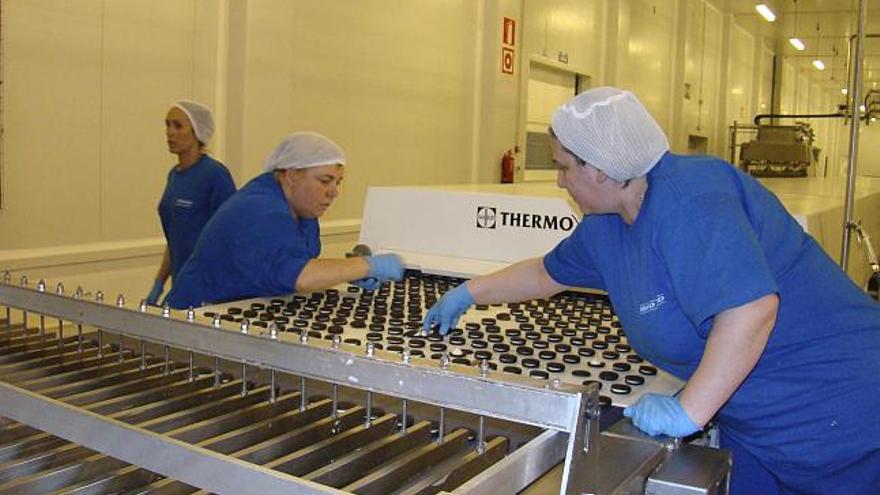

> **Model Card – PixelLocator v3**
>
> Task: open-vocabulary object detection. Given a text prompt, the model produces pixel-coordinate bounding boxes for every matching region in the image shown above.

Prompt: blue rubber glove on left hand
[365,254,405,283]
[422,283,475,335]
[623,393,700,437]
[146,279,165,306]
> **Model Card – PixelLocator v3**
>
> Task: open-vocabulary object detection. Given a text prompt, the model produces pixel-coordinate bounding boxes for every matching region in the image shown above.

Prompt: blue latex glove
[352,277,380,291]
[623,393,700,437]
[422,284,475,335]
[365,254,405,283]
[146,279,165,306]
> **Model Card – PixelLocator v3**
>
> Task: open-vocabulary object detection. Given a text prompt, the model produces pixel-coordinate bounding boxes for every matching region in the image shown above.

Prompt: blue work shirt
[158,154,236,279]
[165,172,320,308]
[544,152,880,479]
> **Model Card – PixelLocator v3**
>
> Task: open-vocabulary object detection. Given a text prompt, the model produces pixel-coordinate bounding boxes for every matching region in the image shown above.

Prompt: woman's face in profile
[165,107,200,156]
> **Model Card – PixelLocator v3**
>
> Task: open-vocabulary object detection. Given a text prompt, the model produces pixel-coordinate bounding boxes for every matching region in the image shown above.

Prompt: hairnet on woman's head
[172,100,214,145]
[263,132,346,172]
[551,87,669,182]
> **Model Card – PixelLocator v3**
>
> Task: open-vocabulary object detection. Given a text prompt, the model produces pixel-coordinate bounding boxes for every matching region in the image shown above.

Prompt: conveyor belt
[0,323,513,494]
[0,275,730,494]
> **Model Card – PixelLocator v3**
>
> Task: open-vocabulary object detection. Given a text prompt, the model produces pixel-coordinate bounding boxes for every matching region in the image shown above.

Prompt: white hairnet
[551,87,669,182]
[173,100,215,145]
[262,132,346,172]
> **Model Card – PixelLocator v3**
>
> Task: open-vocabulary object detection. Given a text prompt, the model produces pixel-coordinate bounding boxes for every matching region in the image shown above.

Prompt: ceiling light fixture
[756,4,776,22]
[813,60,825,70]
[789,0,804,50]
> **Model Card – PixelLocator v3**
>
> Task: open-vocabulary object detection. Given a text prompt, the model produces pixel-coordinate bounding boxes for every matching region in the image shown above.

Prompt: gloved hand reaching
[623,393,700,437]
[351,277,380,291]
[365,254,405,283]
[422,283,475,335]
[146,279,165,306]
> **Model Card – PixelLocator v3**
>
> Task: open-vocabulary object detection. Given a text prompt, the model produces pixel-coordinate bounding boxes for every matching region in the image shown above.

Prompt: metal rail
[0,382,346,495]
[841,0,868,271]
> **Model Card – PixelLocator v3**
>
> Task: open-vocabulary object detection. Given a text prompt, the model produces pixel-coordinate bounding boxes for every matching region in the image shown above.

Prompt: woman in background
[165,132,403,308]
[146,100,236,306]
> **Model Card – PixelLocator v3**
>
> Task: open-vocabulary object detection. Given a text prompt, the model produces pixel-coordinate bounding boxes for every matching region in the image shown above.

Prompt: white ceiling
[710,0,879,90]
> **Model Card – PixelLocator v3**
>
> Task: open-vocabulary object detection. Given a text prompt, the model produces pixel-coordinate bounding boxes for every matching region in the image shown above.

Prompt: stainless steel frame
[0,382,346,495]
[0,280,601,495]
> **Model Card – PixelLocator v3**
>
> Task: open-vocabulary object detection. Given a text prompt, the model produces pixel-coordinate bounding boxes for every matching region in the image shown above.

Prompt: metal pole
[729,121,737,165]
[841,0,868,271]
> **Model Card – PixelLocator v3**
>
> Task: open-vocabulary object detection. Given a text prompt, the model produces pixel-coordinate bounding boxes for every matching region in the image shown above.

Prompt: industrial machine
[737,123,817,178]
[0,187,731,494]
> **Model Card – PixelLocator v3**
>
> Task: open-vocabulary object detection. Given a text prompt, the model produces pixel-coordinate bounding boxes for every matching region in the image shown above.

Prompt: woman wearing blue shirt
[424,87,880,494]
[147,100,236,306]
[165,132,403,309]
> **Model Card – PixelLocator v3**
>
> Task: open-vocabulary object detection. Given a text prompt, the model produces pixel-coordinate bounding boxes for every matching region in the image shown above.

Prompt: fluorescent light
[812,59,825,70]
[756,4,776,22]
[789,38,805,50]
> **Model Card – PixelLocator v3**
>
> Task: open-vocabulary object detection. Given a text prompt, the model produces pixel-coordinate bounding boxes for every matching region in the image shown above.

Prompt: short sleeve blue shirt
[544,153,880,475]
[158,154,236,278]
[165,173,320,308]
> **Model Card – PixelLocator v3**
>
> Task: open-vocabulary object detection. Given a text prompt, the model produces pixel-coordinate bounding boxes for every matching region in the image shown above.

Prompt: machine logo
[476,206,497,229]
[475,206,578,232]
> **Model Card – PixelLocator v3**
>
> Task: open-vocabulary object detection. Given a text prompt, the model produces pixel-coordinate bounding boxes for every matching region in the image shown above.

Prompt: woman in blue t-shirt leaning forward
[423,87,880,494]
[164,132,404,310]
[147,100,236,306]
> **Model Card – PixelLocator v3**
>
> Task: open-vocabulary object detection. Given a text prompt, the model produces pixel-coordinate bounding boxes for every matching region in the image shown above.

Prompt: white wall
[725,23,756,129]
[6,0,873,289]
[679,0,723,155]
[780,59,797,115]
[231,0,486,222]
[611,0,677,136]
[754,45,774,117]
[858,122,880,178]
[0,0,512,257]
[1,0,222,252]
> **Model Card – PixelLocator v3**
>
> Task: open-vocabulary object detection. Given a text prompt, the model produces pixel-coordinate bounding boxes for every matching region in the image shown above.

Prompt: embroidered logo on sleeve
[638,293,666,315]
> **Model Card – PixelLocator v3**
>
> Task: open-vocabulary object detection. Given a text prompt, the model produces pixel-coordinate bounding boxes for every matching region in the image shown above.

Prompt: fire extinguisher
[501,147,518,183]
